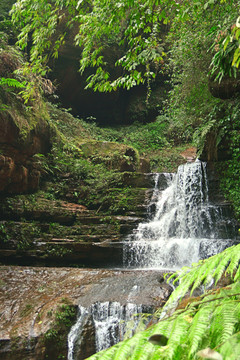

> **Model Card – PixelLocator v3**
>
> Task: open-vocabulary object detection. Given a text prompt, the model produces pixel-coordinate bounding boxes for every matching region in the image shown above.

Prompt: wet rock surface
[0,266,172,360]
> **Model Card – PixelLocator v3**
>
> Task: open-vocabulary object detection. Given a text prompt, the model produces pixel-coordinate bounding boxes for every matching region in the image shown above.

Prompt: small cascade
[68,306,89,360]
[68,301,143,359]
[124,160,237,269]
[146,173,173,218]
[93,301,142,352]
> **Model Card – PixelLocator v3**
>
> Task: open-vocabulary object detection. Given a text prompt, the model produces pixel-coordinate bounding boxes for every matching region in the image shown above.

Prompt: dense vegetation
[0,0,240,359]
[2,0,239,215]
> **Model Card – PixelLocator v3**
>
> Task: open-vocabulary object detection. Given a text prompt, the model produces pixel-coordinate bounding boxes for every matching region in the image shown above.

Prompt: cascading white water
[68,306,89,360]
[123,160,235,269]
[93,301,142,352]
[68,301,143,359]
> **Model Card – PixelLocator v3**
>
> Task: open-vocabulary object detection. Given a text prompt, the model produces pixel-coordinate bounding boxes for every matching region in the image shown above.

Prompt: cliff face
[0,46,52,194]
[0,42,160,267]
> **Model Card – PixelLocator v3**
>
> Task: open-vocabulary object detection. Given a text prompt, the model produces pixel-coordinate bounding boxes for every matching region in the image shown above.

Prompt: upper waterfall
[124,160,236,270]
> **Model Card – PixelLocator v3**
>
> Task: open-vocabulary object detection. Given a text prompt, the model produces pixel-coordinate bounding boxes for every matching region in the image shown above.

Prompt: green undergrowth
[43,298,76,360]
[149,147,188,173]
[216,102,240,220]
[74,115,192,154]
[47,103,191,174]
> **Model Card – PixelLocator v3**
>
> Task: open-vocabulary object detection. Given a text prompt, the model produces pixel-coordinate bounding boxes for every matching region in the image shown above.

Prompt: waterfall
[68,301,143,359]
[123,160,236,269]
[68,160,238,359]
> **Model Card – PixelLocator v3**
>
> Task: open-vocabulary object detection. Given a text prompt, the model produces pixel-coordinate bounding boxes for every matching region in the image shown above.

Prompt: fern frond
[165,244,240,309]
[161,314,190,359]
[188,304,212,356]
[0,77,26,88]
[99,345,121,360]
[212,251,232,285]
[218,332,240,359]
[225,246,240,277]
[233,258,240,281]
[129,342,153,360]
[189,258,215,295]
[219,302,238,344]
[112,338,135,360]
[128,331,152,360]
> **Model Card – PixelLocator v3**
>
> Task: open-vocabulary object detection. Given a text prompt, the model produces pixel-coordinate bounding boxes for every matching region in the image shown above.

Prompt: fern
[220,302,238,343]
[113,338,139,360]
[85,244,240,360]
[0,77,26,88]
[162,315,189,359]
[187,304,212,356]
[165,243,240,308]
[128,331,152,360]
[218,333,240,359]
[86,282,240,359]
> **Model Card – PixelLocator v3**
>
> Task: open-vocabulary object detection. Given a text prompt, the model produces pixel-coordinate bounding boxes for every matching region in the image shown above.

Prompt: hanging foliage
[10,0,240,95]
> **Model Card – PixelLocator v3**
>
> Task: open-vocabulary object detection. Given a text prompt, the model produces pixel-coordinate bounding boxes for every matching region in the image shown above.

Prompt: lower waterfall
[68,302,143,360]
[68,160,238,359]
[123,160,236,269]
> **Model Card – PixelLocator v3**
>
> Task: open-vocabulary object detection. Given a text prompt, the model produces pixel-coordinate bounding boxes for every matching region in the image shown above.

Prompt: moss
[20,304,33,318]
[43,303,77,360]
[47,102,91,143]
[79,141,140,170]
[0,220,43,250]
[149,146,191,173]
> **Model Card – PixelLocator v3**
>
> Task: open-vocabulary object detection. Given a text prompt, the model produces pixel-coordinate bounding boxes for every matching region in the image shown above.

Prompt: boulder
[208,75,240,99]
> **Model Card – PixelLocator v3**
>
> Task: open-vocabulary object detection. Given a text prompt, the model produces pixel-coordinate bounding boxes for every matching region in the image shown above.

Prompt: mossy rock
[0,44,54,193]
[79,140,140,172]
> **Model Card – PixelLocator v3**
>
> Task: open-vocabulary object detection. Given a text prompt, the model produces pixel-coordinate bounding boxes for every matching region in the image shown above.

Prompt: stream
[68,160,238,359]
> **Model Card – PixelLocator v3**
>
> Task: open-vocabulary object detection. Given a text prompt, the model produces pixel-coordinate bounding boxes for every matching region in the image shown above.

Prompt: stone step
[35,234,122,244]
[119,172,173,189]
[0,216,141,235]
[0,195,147,224]
[0,171,162,267]
[0,239,124,267]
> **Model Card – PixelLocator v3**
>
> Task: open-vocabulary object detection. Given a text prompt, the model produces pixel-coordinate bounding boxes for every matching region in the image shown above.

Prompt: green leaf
[232,47,240,66]
[223,35,230,51]
[236,16,240,28]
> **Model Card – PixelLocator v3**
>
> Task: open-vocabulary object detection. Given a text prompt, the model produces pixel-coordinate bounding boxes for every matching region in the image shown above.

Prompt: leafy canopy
[10,0,240,94]
[11,0,174,92]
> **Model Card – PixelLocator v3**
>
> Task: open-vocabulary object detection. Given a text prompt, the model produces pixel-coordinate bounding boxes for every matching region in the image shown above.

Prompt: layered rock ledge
[0,266,172,360]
